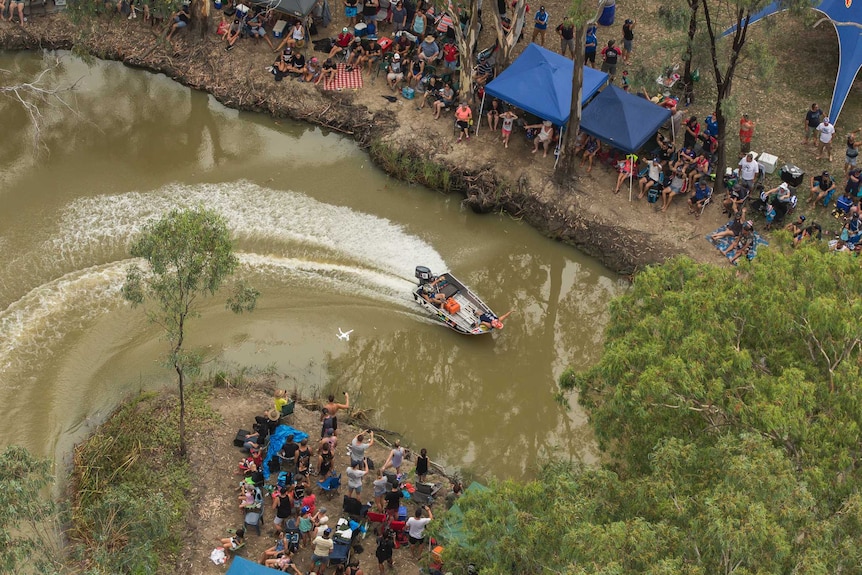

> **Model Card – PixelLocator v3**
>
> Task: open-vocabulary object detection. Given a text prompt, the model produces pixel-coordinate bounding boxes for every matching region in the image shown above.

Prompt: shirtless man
[322,393,349,436]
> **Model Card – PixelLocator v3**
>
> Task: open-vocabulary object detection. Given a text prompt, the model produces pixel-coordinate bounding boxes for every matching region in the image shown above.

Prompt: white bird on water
[337,328,354,341]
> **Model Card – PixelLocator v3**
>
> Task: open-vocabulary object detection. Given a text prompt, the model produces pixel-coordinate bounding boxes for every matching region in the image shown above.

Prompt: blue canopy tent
[226,556,283,574]
[579,85,671,153]
[481,43,608,128]
[723,0,862,125]
[580,86,671,200]
[478,43,608,167]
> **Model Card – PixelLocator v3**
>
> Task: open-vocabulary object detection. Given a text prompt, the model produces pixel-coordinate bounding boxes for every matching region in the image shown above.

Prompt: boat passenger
[475,310,513,330]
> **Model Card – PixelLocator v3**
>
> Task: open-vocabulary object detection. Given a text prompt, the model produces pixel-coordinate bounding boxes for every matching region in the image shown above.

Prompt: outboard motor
[415,266,433,285]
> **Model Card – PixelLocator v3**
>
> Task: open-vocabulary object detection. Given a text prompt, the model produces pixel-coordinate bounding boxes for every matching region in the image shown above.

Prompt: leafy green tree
[562,242,862,504]
[122,207,258,455]
[437,435,819,575]
[0,446,65,575]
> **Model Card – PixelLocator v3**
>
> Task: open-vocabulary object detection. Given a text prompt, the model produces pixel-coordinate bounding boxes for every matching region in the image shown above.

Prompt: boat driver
[420,275,447,307]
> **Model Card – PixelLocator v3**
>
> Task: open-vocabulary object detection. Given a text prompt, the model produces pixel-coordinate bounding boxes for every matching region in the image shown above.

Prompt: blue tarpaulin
[723,0,862,125]
[261,425,309,479]
[484,43,608,126]
[226,556,284,575]
[579,86,671,153]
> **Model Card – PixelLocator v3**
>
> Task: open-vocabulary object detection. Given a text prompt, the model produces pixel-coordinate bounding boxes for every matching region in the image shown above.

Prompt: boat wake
[0,181,446,379]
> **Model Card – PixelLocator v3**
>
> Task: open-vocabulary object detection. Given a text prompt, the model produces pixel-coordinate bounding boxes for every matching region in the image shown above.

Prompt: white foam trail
[0,262,127,378]
[38,181,445,283]
[0,253,428,380]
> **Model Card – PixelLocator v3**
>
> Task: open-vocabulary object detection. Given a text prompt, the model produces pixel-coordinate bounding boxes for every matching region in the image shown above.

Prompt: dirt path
[182,385,451,575]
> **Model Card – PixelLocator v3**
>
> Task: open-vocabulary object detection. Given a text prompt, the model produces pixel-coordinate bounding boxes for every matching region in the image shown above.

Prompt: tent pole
[476,92,486,136]
[629,155,633,202]
[554,125,563,170]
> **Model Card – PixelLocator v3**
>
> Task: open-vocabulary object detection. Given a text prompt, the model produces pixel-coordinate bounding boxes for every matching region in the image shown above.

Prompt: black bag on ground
[234,429,251,447]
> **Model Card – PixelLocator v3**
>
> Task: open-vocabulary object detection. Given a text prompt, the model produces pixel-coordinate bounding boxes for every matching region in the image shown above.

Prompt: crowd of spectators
[224,391,453,574]
[98,0,862,253]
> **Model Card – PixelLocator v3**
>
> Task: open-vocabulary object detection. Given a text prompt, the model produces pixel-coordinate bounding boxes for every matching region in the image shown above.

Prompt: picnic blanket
[707,223,769,264]
[324,63,363,91]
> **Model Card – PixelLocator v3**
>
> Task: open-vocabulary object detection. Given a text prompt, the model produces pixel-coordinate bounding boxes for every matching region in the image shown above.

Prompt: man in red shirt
[328,27,353,58]
[739,113,755,156]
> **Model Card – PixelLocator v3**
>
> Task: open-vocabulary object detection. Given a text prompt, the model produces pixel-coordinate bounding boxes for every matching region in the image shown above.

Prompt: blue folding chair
[317,472,342,498]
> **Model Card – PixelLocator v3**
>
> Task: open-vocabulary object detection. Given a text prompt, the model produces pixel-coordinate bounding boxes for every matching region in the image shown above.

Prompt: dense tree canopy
[438,243,862,574]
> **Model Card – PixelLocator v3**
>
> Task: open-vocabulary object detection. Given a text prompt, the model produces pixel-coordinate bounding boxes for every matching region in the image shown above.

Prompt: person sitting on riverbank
[721,221,755,263]
[218,528,245,552]
[688,180,711,219]
[321,58,338,84]
[406,56,425,88]
[362,39,383,73]
[710,213,743,242]
[808,171,836,206]
[638,157,662,199]
[346,37,365,71]
[328,28,354,59]
[304,57,321,83]
[8,0,25,25]
[660,167,687,213]
[431,82,455,120]
[474,55,494,86]
[387,53,405,91]
[246,10,275,50]
[527,121,555,158]
[265,550,302,574]
[418,35,440,63]
[166,4,191,41]
[579,134,600,173]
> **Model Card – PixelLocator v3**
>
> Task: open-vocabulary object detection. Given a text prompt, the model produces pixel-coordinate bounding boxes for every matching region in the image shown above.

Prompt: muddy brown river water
[0,51,625,479]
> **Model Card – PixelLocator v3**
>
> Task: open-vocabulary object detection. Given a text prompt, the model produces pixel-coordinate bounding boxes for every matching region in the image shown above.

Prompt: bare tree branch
[0,55,82,152]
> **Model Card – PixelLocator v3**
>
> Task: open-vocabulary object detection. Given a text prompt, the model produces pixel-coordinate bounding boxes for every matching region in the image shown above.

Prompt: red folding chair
[366,511,387,535]
[388,520,408,549]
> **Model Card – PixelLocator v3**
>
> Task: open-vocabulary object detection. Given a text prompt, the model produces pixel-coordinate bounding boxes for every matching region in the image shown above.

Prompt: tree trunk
[176,363,187,457]
[702,0,749,184]
[556,24,585,181]
[489,0,526,72]
[448,0,481,105]
[190,0,209,38]
[681,0,698,106]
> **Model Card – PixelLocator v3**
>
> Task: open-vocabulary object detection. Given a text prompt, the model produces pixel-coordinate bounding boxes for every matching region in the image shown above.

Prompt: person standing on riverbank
[382,439,405,473]
[349,431,374,466]
[323,392,349,435]
[621,18,635,62]
[556,16,575,58]
[802,103,823,145]
[739,114,755,157]
[346,458,369,498]
[532,6,549,46]
[406,506,434,558]
[415,448,429,482]
[816,117,836,161]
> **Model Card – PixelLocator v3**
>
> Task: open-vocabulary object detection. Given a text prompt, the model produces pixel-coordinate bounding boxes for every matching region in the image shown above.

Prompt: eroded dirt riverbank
[1,13,725,274]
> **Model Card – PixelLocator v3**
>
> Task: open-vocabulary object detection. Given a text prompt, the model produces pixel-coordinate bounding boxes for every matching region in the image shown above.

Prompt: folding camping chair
[317,472,342,498]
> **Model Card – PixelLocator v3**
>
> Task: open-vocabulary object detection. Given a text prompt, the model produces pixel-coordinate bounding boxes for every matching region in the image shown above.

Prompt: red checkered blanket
[323,63,363,91]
